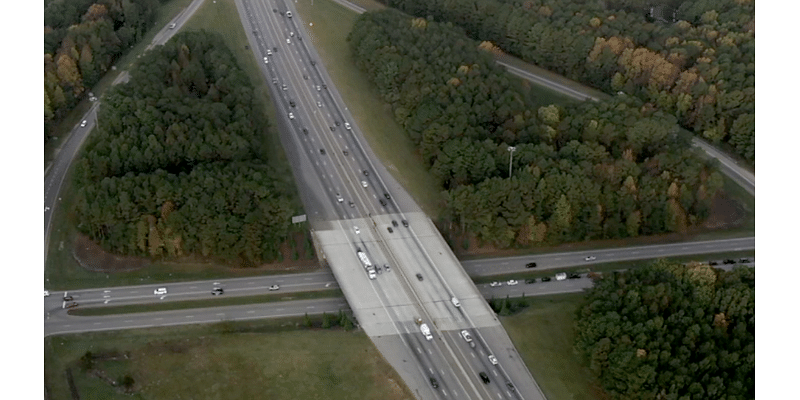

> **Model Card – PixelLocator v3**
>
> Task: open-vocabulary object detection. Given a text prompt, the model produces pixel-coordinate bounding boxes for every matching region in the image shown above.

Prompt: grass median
[69,289,343,317]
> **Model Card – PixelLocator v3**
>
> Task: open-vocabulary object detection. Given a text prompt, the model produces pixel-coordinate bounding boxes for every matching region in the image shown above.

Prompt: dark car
[311,60,316,66]
[402,220,409,227]
[387,227,393,233]
[479,372,490,384]
[65,302,79,309]
[525,279,536,284]
[319,149,326,155]
[289,100,296,107]
[739,258,751,263]
[348,201,355,208]
[568,272,581,279]
[430,377,439,389]
[343,150,349,155]
[302,128,308,134]
[723,259,736,264]
[303,74,308,80]
[526,262,537,268]
[416,273,423,281]
[384,193,391,200]
[541,276,552,282]
[330,126,335,131]
[506,381,515,391]
[273,47,278,52]
[392,220,398,227]
[63,295,74,301]
[212,288,224,295]
[379,199,386,206]
[384,264,390,272]
[363,170,369,176]
[322,84,327,89]
[709,260,718,265]
[273,8,277,12]
[335,121,340,126]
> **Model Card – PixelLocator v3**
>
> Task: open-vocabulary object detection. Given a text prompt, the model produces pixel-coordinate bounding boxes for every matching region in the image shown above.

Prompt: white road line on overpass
[93,322,101,325]
[154,318,163,321]
[247,311,255,314]
[216,313,225,316]
[185,316,193,318]
[124,320,132,323]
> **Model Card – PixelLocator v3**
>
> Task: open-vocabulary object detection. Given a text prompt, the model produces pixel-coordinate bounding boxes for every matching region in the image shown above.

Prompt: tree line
[377,0,755,162]
[73,31,295,264]
[574,261,754,399]
[45,0,162,139]
[348,9,723,247]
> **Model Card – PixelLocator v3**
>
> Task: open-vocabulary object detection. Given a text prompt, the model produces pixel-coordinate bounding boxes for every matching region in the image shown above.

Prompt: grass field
[70,289,343,316]
[295,0,446,218]
[45,319,414,400]
[501,293,609,400]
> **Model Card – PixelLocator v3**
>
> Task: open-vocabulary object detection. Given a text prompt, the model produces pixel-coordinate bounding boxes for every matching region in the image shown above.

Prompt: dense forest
[73,31,295,264]
[378,0,755,162]
[574,261,754,399]
[45,0,163,139]
[348,9,724,247]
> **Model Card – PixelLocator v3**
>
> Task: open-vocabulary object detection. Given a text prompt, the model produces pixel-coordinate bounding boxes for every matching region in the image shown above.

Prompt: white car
[288,113,294,120]
[354,226,360,235]
[154,287,167,295]
[282,84,288,91]
[286,11,292,17]
[488,355,498,365]
[267,49,272,56]
[269,285,280,291]
[80,120,87,127]
[584,256,596,261]
[336,193,343,203]
[489,281,502,287]
[286,38,291,44]
[317,101,322,108]
[344,122,351,130]
[263,57,268,64]
[451,297,461,307]
[290,31,294,37]
[555,272,567,281]
[316,85,321,91]
[507,279,519,286]
[44,290,50,297]
[169,23,176,29]
[361,181,368,188]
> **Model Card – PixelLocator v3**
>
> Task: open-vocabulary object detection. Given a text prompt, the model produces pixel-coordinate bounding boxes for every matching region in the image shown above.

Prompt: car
[375,264,381,274]
[379,199,386,206]
[391,220,398,227]
[322,84,327,89]
[568,272,581,279]
[269,285,280,291]
[286,38,291,44]
[302,128,308,134]
[402,220,409,227]
[416,273,423,281]
[384,264,390,272]
[272,77,278,84]
[273,8,277,12]
[316,85,321,91]
[488,355,498,365]
[304,75,308,80]
[154,287,167,295]
[267,49,272,56]
[363,170,369,176]
[312,61,318,66]
[89,96,97,101]
[541,276,552,282]
[585,256,596,261]
[387,226,393,233]
[289,100,296,107]
[336,193,343,203]
[44,290,50,297]
[263,56,268,64]
[506,381,515,391]
[80,120,87,127]
[723,259,736,264]
[526,262,537,268]
[345,122,351,130]
[430,377,439,389]
[709,260,718,266]
[479,372,490,384]
[317,101,322,108]
[212,288,224,295]
[319,148,326,155]
[330,126,335,131]
[354,226,360,235]
[169,23,176,29]
[451,297,461,307]
[739,258,751,263]
[65,302,79,309]
[343,150,349,155]
[507,279,518,286]
[63,295,74,301]
[297,35,302,41]
[555,272,567,281]
[489,281,502,287]
[288,112,294,119]
[384,193,391,200]
[525,279,536,284]
[348,201,355,208]
[361,181,368,188]
[335,121,340,126]
[273,47,278,52]
[286,11,292,17]
[290,31,294,37]
[282,84,288,91]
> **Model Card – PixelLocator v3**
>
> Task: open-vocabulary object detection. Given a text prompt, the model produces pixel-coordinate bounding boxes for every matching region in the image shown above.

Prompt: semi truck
[357,249,377,280]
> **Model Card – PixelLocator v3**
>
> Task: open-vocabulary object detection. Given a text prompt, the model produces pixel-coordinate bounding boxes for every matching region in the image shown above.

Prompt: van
[555,272,567,281]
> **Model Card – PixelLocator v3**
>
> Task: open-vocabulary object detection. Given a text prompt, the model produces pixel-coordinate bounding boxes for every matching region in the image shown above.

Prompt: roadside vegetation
[45,316,413,399]
[378,0,755,164]
[349,9,728,250]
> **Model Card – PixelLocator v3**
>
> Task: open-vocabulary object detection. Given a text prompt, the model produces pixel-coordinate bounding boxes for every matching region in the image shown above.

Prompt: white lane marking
[429,368,434,374]
[124,320,133,323]
[307,306,315,309]
[216,313,225,316]
[104,300,110,304]
[555,257,561,260]
[416,347,422,354]
[493,370,498,376]
[248,311,255,314]
[93,322,101,325]
[304,277,312,280]
[190,286,197,289]
[103,295,110,298]
[103,290,111,293]
[427,349,432,355]
[154,318,163,321]
[276,308,285,311]
[131,291,138,294]
[186,316,193,318]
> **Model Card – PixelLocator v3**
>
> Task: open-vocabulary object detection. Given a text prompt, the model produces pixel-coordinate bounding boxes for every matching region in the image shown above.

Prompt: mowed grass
[295,0,446,218]
[501,293,609,400]
[45,319,415,400]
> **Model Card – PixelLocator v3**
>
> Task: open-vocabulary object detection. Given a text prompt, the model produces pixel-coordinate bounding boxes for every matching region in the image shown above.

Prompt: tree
[303,312,312,328]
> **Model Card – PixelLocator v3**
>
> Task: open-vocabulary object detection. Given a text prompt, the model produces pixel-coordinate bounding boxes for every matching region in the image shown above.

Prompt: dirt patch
[73,234,153,273]
[702,192,747,229]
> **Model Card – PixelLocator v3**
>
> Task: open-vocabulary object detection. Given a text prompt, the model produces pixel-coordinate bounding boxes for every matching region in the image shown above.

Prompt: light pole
[507,146,516,177]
